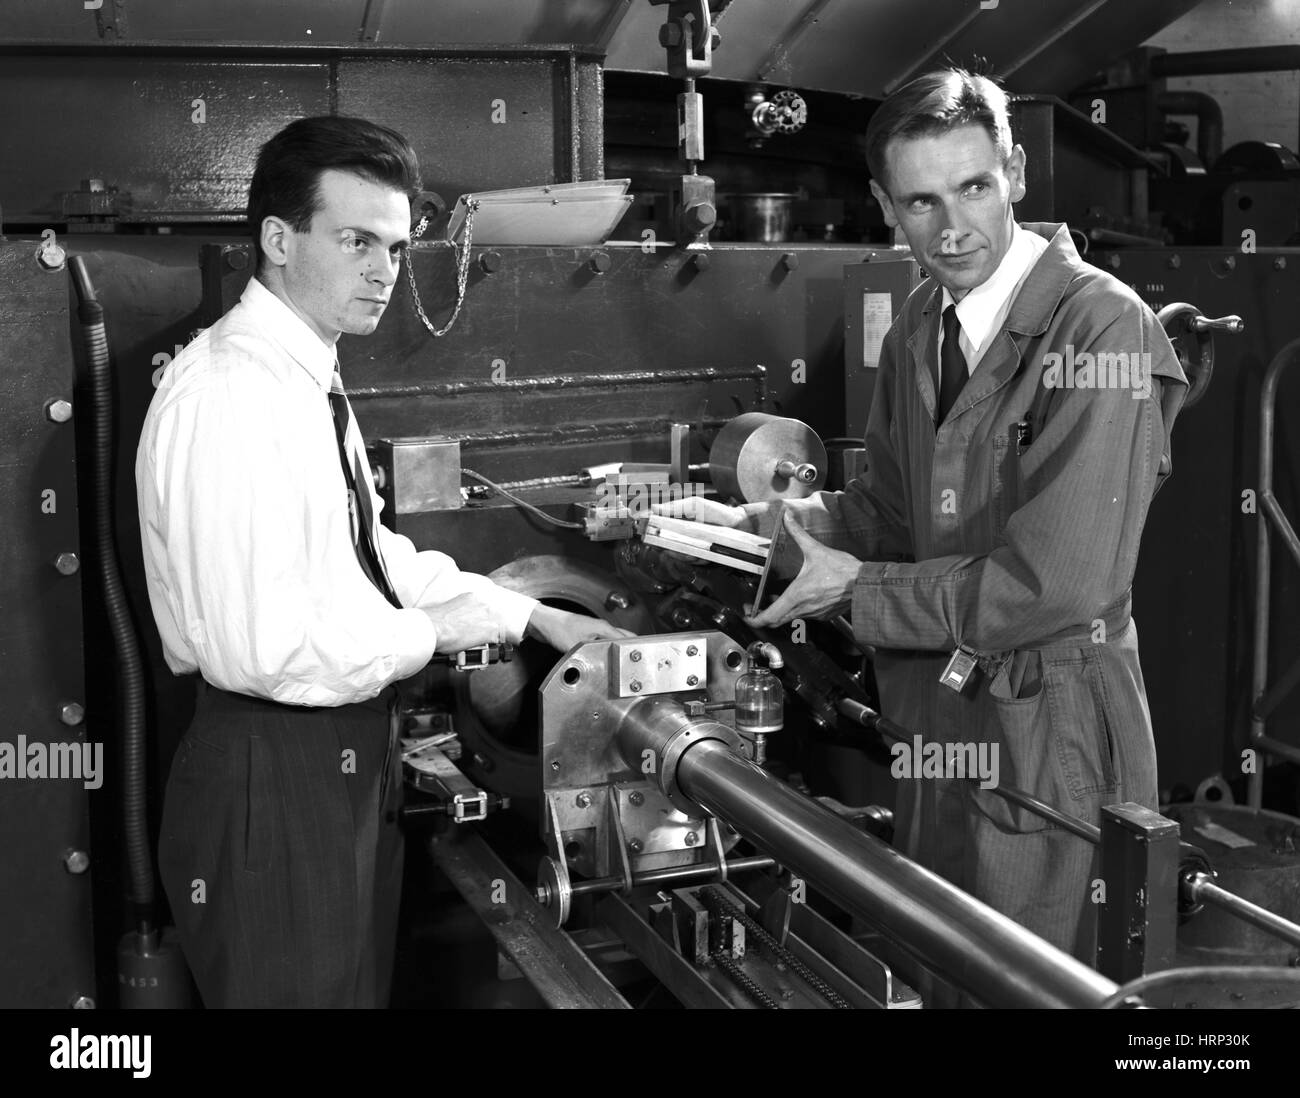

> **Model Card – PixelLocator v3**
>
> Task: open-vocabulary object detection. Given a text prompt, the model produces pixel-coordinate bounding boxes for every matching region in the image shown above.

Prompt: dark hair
[865,68,1012,194]
[247,115,421,271]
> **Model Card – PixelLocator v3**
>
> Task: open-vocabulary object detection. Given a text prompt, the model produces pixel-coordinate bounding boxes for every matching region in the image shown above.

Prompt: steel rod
[1187,874,1300,950]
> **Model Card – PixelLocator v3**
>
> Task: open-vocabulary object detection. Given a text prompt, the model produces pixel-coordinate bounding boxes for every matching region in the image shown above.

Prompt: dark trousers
[158,681,404,1007]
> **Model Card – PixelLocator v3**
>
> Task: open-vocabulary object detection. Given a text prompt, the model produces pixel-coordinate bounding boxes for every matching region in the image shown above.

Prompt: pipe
[347,365,767,401]
[1156,91,1223,168]
[1151,46,1300,78]
[618,712,1118,1007]
[70,257,155,941]
[1185,874,1300,951]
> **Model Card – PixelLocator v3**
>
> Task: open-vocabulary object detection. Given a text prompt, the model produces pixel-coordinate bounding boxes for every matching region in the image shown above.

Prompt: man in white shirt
[136,115,629,1007]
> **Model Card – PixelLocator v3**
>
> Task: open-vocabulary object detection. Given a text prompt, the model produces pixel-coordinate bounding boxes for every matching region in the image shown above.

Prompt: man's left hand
[746,512,859,629]
[526,605,635,652]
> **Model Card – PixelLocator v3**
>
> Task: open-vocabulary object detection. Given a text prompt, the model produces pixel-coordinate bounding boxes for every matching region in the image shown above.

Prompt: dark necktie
[937,304,969,426]
[328,370,403,608]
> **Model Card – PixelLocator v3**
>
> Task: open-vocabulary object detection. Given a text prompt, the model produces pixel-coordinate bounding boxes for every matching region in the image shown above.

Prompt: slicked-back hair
[865,69,1013,195]
[248,115,421,272]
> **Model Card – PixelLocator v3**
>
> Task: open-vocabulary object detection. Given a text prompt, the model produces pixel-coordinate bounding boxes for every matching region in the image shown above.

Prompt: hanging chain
[404,198,478,338]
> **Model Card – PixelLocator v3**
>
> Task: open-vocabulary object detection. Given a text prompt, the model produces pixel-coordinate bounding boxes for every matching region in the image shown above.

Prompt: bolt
[659,22,683,49]
[588,251,611,274]
[1108,254,1121,270]
[780,987,795,1000]
[1167,254,1181,269]
[685,831,698,846]
[473,752,494,773]
[691,253,711,272]
[685,645,698,657]
[575,791,592,809]
[69,996,95,1009]
[64,850,90,875]
[479,251,502,273]
[630,681,642,693]
[686,675,699,687]
[628,839,643,854]
[54,552,79,576]
[36,241,67,271]
[629,650,642,662]
[781,252,799,271]
[1275,256,1288,271]
[44,398,72,423]
[60,702,85,727]
[629,791,645,807]
[605,590,631,611]
[225,248,249,270]
[550,760,560,771]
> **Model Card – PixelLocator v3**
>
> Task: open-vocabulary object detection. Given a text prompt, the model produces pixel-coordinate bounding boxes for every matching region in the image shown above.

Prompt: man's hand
[649,496,750,528]
[746,512,860,629]
[526,604,635,653]
[422,594,503,655]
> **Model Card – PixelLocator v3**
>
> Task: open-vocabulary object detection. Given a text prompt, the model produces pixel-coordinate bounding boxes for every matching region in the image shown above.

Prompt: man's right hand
[649,497,750,528]
[422,594,502,654]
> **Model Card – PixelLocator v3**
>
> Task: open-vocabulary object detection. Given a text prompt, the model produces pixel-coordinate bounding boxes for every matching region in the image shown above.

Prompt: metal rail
[1249,337,1300,808]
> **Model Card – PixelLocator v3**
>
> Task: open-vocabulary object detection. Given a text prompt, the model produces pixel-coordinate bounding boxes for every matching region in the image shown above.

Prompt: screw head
[605,590,631,611]
[685,645,698,657]
[684,831,698,846]
[628,839,643,853]
[550,760,561,771]
[629,681,642,693]
[691,253,711,272]
[36,242,67,271]
[1275,257,1288,271]
[781,252,799,271]
[60,702,85,727]
[225,248,249,270]
[588,251,611,273]
[44,398,73,423]
[1108,254,1121,269]
[1223,255,1237,270]
[575,791,592,809]
[686,675,699,687]
[479,251,502,273]
[54,552,79,576]
[629,650,642,662]
[69,996,95,1009]
[629,791,645,807]
[64,850,90,874]
[1168,254,1181,269]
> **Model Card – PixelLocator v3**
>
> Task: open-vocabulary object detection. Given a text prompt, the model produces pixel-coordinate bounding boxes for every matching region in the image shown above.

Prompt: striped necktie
[327,369,402,608]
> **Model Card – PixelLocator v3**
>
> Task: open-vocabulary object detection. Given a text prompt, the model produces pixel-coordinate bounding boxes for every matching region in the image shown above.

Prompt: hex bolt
[685,645,698,657]
[605,590,631,611]
[686,675,699,687]
[588,251,611,274]
[44,398,73,424]
[629,791,645,807]
[550,760,561,771]
[54,552,79,576]
[575,791,592,809]
[479,251,502,274]
[60,702,85,727]
[628,839,643,854]
[684,831,698,846]
[630,681,642,693]
[629,650,642,662]
[1167,255,1181,269]
[659,22,682,48]
[225,248,249,270]
[69,996,95,1009]
[1275,257,1288,271]
[64,850,90,875]
[36,241,67,271]
[1223,255,1237,271]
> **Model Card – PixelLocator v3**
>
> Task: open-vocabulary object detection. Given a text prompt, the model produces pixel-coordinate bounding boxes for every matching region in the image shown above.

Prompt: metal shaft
[646,733,1118,1008]
[1187,873,1300,950]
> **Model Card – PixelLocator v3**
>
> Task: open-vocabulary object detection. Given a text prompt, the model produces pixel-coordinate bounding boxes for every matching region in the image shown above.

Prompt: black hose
[70,256,155,939]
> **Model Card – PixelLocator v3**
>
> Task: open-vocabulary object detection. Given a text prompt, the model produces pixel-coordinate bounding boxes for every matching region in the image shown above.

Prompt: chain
[404,198,478,338]
[701,887,853,1009]
[710,947,779,1009]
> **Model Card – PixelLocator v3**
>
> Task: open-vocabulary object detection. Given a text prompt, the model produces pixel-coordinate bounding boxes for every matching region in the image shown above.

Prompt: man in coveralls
[668,69,1188,998]
[137,116,629,1007]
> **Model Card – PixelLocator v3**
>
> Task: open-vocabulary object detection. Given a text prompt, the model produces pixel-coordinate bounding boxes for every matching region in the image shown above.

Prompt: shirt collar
[239,276,340,390]
[940,221,1042,353]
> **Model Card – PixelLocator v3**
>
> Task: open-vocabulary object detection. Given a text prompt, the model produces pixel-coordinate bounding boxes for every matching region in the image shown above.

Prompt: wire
[461,468,585,530]
[1100,965,1300,1009]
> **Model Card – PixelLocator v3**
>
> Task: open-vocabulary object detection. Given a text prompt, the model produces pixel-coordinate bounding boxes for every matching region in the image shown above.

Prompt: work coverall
[770,222,1189,973]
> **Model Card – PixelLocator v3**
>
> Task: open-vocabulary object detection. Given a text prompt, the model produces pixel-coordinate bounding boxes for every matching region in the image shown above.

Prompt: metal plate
[609,633,708,698]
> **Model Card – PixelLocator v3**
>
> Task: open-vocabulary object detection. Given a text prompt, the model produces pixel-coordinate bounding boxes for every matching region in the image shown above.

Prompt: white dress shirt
[938,221,1050,372]
[136,276,538,707]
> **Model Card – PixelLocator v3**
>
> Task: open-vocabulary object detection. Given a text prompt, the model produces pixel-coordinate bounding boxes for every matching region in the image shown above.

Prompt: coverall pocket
[242,734,277,874]
[1044,656,1119,799]
[991,434,1023,537]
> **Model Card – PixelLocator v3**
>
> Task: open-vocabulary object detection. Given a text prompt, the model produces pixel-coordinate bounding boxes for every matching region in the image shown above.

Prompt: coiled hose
[69,256,155,940]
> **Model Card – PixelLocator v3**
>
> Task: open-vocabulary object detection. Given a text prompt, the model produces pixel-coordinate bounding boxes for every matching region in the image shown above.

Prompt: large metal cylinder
[709,412,827,502]
[619,722,1118,1008]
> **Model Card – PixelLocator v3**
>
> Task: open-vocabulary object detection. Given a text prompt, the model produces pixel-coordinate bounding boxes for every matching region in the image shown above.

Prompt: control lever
[1157,303,1246,410]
